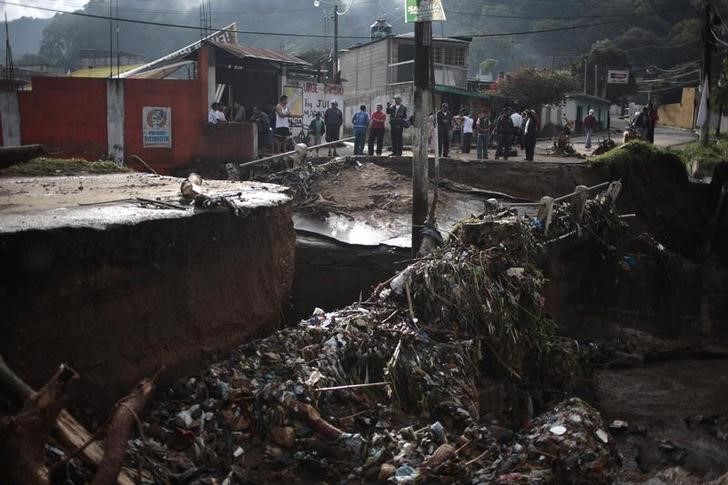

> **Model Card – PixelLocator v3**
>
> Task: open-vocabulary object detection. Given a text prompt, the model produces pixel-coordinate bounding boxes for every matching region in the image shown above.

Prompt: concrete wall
[658,87,696,129]
[19,77,108,160]
[106,79,125,163]
[16,71,257,172]
[0,90,21,146]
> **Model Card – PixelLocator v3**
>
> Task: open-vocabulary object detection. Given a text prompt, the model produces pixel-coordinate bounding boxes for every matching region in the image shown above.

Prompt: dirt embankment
[0,176,296,412]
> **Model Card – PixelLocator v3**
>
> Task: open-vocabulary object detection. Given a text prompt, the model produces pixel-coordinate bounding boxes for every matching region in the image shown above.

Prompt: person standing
[451,111,463,153]
[495,107,514,160]
[232,102,246,122]
[250,106,272,153]
[368,104,386,156]
[461,110,474,154]
[647,103,659,143]
[583,109,597,150]
[274,95,291,153]
[324,100,343,156]
[309,112,326,154]
[436,103,452,158]
[510,109,524,150]
[523,110,538,161]
[352,104,370,155]
[386,95,407,156]
[476,110,491,160]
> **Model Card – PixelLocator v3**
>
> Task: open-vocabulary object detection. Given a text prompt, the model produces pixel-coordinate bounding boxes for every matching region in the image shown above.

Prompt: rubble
[101,188,626,483]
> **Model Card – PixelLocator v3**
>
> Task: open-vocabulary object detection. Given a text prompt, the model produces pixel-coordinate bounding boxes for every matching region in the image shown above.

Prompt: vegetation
[570,40,638,104]
[672,139,728,176]
[492,66,577,108]
[590,141,688,180]
[0,158,129,177]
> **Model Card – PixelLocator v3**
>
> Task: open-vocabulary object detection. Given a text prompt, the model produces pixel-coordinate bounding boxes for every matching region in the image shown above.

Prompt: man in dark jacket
[386,95,408,156]
[523,110,538,161]
[436,103,452,157]
[324,100,343,156]
[495,107,514,160]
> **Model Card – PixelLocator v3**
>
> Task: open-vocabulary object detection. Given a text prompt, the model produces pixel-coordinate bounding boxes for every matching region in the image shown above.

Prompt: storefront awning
[434,84,501,100]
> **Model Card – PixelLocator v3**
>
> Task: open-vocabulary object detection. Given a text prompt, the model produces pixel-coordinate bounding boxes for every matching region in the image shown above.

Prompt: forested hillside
[12,0,708,78]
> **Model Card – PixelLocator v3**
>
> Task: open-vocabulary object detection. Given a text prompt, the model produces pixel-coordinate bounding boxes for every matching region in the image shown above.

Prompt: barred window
[444,47,453,65]
[434,46,443,64]
[454,47,465,66]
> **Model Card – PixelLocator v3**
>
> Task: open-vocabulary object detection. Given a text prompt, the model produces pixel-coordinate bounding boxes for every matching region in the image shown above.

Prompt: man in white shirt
[510,109,524,149]
[461,110,474,154]
[208,103,219,124]
[215,103,227,123]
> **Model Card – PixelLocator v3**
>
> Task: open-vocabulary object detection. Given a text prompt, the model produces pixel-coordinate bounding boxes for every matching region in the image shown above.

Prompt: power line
[447,5,692,21]
[0,0,699,43]
[624,38,700,51]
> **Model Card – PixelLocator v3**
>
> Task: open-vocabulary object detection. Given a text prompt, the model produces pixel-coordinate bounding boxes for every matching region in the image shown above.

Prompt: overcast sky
[0,0,88,20]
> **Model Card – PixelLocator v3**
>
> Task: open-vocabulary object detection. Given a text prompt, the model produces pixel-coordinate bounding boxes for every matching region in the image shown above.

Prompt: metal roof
[212,42,311,66]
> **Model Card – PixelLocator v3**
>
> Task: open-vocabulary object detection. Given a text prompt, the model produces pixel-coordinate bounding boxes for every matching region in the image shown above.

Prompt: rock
[609,419,629,433]
[378,463,396,481]
[270,426,295,448]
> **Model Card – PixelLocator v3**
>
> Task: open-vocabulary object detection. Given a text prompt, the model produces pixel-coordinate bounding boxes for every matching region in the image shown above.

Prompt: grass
[670,138,728,177]
[0,157,129,177]
[590,140,689,181]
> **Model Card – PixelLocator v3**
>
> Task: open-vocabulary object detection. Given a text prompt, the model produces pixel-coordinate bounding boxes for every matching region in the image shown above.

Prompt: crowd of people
[209,96,546,161]
[631,103,659,143]
[432,104,540,161]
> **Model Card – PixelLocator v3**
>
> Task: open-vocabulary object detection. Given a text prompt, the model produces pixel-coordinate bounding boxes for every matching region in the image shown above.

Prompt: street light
[314,0,347,82]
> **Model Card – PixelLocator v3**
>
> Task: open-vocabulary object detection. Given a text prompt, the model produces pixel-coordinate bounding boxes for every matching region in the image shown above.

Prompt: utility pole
[583,59,587,94]
[594,64,598,97]
[333,4,339,82]
[412,20,433,255]
[699,0,712,146]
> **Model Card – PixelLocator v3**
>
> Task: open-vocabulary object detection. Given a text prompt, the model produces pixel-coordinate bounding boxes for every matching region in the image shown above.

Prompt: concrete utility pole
[333,4,339,82]
[412,21,433,255]
[700,0,712,146]
[594,64,598,97]
[583,59,587,94]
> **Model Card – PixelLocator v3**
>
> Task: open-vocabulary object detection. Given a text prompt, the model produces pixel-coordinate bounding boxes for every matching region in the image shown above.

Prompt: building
[339,31,498,130]
[0,24,342,172]
[540,93,611,135]
[78,49,145,70]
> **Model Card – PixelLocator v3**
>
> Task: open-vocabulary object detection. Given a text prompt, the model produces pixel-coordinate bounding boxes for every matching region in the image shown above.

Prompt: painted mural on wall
[283,82,344,136]
[142,107,172,148]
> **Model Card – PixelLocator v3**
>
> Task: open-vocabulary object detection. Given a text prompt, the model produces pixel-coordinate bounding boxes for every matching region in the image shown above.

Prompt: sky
[0,0,88,20]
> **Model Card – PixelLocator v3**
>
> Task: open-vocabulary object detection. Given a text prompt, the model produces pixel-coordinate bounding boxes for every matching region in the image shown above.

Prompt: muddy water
[597,359,728,478]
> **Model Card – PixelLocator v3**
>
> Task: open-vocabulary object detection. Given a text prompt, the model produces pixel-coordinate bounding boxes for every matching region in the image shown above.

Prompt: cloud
[0,1,89,21]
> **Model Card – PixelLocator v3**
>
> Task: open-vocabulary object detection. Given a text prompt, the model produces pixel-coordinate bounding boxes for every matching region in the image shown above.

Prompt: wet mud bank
[0,176,295,410]
[286,232,408,324]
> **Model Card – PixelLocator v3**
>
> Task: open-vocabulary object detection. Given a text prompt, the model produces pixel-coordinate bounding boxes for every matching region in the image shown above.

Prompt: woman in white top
[461,111,474,154]
[274,95,291,153]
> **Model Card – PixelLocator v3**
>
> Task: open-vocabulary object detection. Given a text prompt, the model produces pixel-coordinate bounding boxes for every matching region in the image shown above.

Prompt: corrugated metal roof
[212,42,311,66]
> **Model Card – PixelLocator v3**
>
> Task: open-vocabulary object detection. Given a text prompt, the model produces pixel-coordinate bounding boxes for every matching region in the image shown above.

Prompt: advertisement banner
[405,0,446,23]
[607,70,629,84]
[284,82,344,134]
[142,107,172,148]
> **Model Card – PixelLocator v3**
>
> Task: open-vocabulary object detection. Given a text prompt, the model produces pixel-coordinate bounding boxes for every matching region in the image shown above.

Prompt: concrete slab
[0,173,290,232]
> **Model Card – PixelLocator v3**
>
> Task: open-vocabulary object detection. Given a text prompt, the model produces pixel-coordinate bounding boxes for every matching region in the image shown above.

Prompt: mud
[598,359,728,481]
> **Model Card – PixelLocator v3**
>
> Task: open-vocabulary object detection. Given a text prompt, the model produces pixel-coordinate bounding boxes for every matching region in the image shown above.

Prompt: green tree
[571,40,637,104]
[492,66,577,108]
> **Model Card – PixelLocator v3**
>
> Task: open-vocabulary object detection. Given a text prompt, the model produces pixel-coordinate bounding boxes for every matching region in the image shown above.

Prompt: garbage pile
[118,189,623,483]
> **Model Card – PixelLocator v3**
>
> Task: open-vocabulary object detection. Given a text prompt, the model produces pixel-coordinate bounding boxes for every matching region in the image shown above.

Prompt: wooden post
[412,21,433,255]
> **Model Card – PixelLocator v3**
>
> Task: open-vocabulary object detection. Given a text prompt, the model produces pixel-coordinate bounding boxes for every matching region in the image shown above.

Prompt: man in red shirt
[368,103,387,156]
[583,109,597,149]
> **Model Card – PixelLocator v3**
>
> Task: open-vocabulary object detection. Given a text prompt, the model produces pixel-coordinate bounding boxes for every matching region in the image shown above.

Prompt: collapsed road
[1,143,727,484]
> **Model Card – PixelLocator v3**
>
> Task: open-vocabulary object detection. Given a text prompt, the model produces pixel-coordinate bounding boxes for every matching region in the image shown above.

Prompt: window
[454,47,465,66]
[434,46,443,64]
[443,47,453,65]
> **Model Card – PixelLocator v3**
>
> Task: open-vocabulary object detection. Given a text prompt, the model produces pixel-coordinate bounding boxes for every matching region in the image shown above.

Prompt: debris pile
[110,189,623,483]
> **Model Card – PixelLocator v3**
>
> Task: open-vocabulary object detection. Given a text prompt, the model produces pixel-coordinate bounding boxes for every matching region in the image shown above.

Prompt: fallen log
[0,144,48,169]
[91,377,156,485]
[0,364,77,484]
[0,355,136,485]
